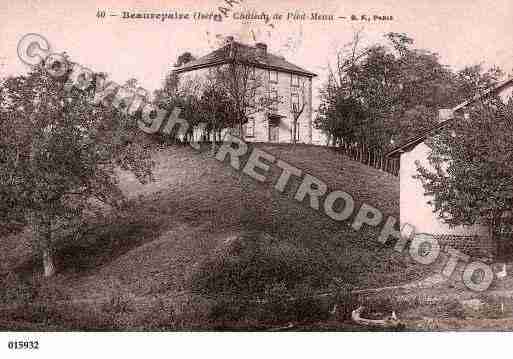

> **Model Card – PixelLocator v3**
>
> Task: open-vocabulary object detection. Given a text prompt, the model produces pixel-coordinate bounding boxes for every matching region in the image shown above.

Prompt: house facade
[386,78,513,255]
[172,37,317,144]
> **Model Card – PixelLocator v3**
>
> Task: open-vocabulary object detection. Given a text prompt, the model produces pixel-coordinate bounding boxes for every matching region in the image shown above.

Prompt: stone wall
[434,234,494,259]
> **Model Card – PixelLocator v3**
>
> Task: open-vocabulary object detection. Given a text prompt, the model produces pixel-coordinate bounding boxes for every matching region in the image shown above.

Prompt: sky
[1,0,513,136]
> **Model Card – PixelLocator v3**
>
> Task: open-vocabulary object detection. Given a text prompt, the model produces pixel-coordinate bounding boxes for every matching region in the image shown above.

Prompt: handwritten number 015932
[8,340,39,350]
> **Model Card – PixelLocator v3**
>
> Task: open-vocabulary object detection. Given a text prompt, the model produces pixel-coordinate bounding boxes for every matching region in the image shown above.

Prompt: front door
[269,122,279,142]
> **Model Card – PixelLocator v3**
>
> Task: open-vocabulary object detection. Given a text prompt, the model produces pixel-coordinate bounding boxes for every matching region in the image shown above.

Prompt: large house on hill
[386,77,513,256]
[172,36,317,144]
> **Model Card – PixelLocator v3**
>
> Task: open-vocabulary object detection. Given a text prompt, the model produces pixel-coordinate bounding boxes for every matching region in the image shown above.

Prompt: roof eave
[385,77,513,158]
[386,119,455,158]
[172,59,230,74]
[172,59,317,78]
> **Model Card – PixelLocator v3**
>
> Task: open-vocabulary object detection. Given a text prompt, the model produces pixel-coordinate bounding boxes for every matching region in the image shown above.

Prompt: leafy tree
[0,59,153,277]
[154,52,210,143]
[153,72,180,105]
[174,52,196,68]
[416,98,513,256]
[153,52,196,105]
[155,74,205,143]
[314,95,366,146]
[316,31,458,150]
[199,79,235,147]
[453,65,504,101]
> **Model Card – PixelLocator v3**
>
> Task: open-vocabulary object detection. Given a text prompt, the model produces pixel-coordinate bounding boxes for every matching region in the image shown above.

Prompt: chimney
[255,42,267,57]
[226,36,235,58]
[438,109,454,123]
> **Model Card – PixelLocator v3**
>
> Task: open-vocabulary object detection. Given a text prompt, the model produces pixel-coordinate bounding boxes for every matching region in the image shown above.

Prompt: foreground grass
[1,142,436,330]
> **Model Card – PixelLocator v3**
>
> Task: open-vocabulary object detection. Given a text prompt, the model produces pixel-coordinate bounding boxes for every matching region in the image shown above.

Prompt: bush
[188,231,364,327]
[0,271,37,305]
[189,231,329,297]
[207,281,354,328]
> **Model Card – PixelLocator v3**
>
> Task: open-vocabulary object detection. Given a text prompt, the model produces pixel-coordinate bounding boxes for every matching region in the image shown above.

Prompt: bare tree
[291,77,309,145]
[210,42,281,137]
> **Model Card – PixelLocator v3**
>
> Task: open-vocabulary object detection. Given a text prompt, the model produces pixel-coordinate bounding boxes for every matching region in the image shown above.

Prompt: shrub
[0,271,36,305]
[189,231,329,297]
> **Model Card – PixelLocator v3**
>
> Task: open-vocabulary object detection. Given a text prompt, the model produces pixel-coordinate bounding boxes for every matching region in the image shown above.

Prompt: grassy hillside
[0,142,436,330]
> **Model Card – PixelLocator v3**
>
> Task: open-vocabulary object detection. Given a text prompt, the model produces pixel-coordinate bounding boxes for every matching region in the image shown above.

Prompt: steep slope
[1,143,437,329]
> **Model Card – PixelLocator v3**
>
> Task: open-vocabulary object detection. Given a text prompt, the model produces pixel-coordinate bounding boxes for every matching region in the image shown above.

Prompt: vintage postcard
[1,0,513,356]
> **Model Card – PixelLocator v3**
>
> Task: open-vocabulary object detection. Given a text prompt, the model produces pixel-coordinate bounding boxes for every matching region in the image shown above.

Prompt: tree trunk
[29,211,56,278]
[491,214,504,259]
[238,116,244,138]
[292,121,297,145]
[210,131,218,157]
[42,246,56,278]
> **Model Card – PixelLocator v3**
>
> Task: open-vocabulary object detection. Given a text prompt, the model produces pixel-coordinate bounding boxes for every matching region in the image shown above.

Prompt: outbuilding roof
[386,77,513,158]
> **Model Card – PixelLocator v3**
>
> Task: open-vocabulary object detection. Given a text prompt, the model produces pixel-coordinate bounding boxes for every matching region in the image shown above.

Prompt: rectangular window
[291,93,300,112]
[291,74,299,87]
[244,117,255,137]
[270,89,278,111]
[269,70,278,83]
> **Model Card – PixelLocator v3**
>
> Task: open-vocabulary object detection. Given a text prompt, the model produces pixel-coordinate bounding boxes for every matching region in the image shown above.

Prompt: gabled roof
[386,76,513,158]
[172,41,317,78]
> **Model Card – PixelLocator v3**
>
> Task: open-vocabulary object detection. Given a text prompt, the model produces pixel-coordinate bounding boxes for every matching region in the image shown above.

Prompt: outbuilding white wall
[399,142,488,236]
[400,81,513,238]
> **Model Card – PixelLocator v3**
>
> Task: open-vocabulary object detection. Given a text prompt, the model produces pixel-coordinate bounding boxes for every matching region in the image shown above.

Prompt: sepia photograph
[1,0,513,357]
